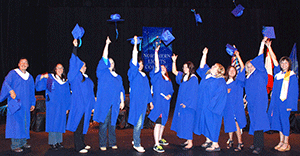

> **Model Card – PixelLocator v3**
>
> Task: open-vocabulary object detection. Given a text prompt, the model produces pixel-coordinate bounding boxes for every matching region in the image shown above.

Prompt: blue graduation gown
[94,58,125,125]
[268,65,299,136]
[171,71,198,140]
[127,60,152,127]
[66,53,95,134]
[244,54,270,135]
[0,69,36,139]
[148,68,174,126]
[194,65,227,142]
[35,74,71,133]
[223,69,247,133]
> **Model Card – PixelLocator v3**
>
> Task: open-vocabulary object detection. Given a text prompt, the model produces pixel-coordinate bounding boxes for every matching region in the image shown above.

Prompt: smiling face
[138,60,144,71]
[210,64,219,75]
[18,59,29,73]
[183,64,190,74]
[55,64,64,77]
[246,61,255,74]
[280,59,290,72]
[161,65,167,75]
[228,66,237,78]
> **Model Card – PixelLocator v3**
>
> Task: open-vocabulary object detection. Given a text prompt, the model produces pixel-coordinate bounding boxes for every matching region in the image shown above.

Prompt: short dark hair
[279,56,292,71]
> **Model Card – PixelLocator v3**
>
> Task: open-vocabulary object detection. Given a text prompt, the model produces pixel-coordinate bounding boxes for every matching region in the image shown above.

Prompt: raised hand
[73,39,78,47]
[172,54,178,62]
[106,36,111,45]
[202,47,208,55]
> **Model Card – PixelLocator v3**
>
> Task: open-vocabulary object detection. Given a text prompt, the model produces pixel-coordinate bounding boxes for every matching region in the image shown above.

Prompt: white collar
[246,69,256,79]
[139,71,146,77]
[275,71,295,80]
[51,74,67,85]
[226,78,234,84]
[14,68,29,80]
[82,73,88,78]
[183,74,196,82]
[110,71,118,77]
[205,73,215,79]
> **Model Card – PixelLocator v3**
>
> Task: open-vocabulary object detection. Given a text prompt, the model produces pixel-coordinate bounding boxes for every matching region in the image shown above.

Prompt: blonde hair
[206,63,225,78]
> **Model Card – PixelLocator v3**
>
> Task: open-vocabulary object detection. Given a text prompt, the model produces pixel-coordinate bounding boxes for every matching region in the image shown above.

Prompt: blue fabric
[133,114,143,147]
[0,70,36,139]
[66,53,95,134]
[245,54,270,135]
[11,138,27,150]
[171,71,198,140]
[194,65,227,142]
[94,58,125,126]
[268,65,299,136]
[148,68,174,126]
[99,107,116,147]
[35,74,71,133]
[48,132,62,145]
[127,60,152,127]
[223,69,247,133]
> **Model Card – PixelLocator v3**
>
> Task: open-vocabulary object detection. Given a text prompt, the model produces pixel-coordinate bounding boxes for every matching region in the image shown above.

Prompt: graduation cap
[71,24,85,47]
[262,26,276,39]
[160,30,175,46]
[72,24,85,39]
[8,99,21,115]
[191,9,202,26]
[231,4,244,17]
[107,14,124,39]
[226,44,238,56]
[127,36,142,51]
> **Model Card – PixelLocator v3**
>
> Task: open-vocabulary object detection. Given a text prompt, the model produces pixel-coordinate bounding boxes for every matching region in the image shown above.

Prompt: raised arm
[265,39,279,66]
[132,36,139,66]
[258,37,268,56]
[154,45,161,73]
[235,50,245,71]
[200,47,208,68]
[172,54,178,76]
[102,36,111,59]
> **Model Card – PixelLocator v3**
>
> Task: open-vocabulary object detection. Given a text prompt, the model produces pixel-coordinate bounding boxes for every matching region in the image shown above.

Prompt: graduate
[66,39,95,154]
[127,36,153,153]
[266,39,299,152]
[0,58,36,153]
[223,50,247,151]
[244,37,270,154]
[148,45,174,153]
[35,63,71,150]
[194,47,227,152]
[94,37,125,151]
[170,53,198,150]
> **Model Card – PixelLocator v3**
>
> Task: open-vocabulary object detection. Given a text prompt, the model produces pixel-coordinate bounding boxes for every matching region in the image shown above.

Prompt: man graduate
[0,58,36,153]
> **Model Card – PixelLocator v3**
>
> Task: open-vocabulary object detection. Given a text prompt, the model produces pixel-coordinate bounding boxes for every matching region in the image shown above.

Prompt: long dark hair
[279,56,292,71]
[53,64,67,82]
[161,65,170,81]
[225,66,237,82]
[181,61,195,82]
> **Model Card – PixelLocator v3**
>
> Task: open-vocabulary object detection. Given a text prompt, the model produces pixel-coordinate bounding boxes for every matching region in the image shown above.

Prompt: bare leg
[158,125,165,141]
[185,139,193,148]
[153,124,161,145]
[274,131,284,150]
[235,122,243,144]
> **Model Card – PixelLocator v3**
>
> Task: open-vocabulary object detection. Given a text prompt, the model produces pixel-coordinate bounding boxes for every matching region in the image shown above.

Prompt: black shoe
[22,144,31,149]
[234,143,244,152]
[201,142,212,148]
[50,144,58,150]
[252,147,262,155]
[182,146,193,151]
[56,143,64,149]
[249,145,255,150]
[180,143,188,147]
[227,140,234,149]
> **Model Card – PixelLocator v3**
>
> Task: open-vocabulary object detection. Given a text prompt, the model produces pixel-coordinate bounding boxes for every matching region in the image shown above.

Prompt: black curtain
[1,0,300,108]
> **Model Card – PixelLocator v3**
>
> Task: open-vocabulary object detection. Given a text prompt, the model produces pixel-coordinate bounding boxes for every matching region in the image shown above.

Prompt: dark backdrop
[1,0,300,107]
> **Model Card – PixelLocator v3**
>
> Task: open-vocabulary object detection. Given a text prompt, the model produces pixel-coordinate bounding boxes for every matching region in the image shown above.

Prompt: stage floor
[1,112,300,156]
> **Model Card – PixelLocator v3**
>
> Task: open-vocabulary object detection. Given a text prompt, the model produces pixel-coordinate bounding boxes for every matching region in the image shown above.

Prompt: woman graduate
[266,40,298,152]
[148,45,174,153]
[127,36,153,153]
[223,50,247,151]
[93,37,125,151]
[170,53,198,150]
[194,47,227,152]
[35,64,71,150]
[244,37,270,154]
[66,39,95,154]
